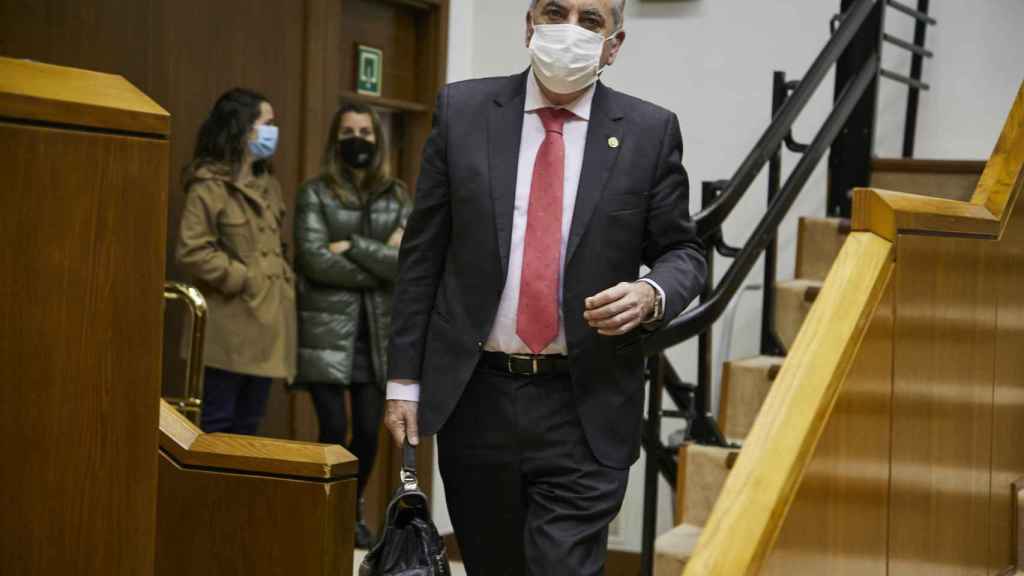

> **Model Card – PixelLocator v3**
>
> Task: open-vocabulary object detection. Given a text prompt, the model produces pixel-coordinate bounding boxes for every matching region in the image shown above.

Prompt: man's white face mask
[528,22,620,95]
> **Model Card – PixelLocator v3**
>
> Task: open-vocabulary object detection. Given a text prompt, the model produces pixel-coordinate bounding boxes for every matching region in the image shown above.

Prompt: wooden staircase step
[676,443,740,527]
[871,158,985,202]
[775,278,823,351]
[796,216,850,281]
[654,523,702,576]
[720,355,786,442]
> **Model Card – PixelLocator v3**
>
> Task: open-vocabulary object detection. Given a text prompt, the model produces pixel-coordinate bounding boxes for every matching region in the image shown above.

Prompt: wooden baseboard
[443,535,640,575]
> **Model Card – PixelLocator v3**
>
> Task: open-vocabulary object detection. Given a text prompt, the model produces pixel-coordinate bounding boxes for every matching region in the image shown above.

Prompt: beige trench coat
[175,165,297,380]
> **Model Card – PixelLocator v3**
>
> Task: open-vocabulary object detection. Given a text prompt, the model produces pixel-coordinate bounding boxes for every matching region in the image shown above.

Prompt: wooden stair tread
[872,158,987,174]
[725,355,786,369]
[676,444,740,528]
[654,523,703,575]
[775,279,824,351]
[796,217,850,281]
[720,355,786,442]
[870,158,986,203]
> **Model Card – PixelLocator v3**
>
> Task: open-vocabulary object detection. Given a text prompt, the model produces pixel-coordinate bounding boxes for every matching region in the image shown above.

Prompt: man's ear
[525,11,535,47]
[604,30,626,67]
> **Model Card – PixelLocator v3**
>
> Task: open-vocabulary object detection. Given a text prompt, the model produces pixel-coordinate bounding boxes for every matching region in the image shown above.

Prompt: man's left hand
[584,282,656,336]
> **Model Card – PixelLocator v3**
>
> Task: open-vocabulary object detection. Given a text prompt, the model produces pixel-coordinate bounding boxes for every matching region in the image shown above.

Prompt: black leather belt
[481,351,571,376]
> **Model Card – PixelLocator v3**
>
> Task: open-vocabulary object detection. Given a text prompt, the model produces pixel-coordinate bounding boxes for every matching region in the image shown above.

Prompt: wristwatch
[650,285,664,322]
[638,279,664,323]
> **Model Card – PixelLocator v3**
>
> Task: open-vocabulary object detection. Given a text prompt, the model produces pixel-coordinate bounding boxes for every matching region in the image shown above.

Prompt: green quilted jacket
[293,175,411,387]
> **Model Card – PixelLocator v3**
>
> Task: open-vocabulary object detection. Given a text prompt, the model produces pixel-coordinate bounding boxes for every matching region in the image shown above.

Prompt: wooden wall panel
[889,234,996,575]
[989,195,1024,572]
[0,0,153,88]
[0,122,167,575]
[760,281,894,576]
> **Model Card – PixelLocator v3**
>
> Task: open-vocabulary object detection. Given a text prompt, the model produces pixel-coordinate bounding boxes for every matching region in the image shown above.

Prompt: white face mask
[529,23,619,95]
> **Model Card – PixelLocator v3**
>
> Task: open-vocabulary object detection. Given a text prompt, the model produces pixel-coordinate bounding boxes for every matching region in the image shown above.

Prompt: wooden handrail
[683,81,1024,576]
[852,187,1001,241]
[975,85,1024,223]
[682,232,894,575]
[159,399,357,479]
[855,82,1024,241]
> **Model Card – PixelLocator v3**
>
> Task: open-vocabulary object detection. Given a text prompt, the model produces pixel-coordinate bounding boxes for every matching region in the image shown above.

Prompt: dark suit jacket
[388,70,707,469]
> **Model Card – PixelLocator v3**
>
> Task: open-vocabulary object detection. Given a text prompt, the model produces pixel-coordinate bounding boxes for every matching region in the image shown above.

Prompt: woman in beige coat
[175,88,296,434]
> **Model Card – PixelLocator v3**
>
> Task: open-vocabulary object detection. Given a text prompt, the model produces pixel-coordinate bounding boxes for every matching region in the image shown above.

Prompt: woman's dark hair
[188,87,274,179]
[322,102,392,197]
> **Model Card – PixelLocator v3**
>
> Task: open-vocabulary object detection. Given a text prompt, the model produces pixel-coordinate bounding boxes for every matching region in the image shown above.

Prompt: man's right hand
[385,400,420,446]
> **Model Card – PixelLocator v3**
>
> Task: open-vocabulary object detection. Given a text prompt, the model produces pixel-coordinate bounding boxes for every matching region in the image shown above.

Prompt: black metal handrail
[638,56,879,357]
[692,0,876,239]
[638,2,888,573]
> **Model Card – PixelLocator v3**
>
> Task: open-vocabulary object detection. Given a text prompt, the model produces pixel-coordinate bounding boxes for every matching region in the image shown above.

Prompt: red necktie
[517,107,574,354]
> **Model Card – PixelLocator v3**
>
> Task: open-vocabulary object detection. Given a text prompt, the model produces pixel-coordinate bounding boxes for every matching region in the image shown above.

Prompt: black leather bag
[359,442,451,576]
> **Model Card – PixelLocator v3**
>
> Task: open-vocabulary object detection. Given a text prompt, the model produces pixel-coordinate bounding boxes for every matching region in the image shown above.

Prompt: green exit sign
[357,45,383,97]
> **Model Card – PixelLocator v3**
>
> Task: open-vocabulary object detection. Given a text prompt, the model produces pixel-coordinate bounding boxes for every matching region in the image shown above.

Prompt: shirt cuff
[386,380,421,402]
[637,278,666,325]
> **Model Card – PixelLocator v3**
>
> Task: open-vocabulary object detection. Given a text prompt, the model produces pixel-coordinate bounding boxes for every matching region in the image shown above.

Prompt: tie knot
[537,107,574,134]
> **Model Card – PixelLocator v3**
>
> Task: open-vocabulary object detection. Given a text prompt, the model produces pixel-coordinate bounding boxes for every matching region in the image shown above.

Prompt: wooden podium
[156,401,358,576]
[0,57,170,574]
[0,57,358,575]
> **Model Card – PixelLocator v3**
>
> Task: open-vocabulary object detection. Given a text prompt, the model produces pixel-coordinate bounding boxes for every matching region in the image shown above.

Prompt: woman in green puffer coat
[293,103,411,548]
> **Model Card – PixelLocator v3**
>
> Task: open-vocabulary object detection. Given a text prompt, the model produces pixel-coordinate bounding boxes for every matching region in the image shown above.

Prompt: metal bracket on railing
[830,13,843,34]
[163,282,208,426]
[702,180,742,258]
[781,79,811,154]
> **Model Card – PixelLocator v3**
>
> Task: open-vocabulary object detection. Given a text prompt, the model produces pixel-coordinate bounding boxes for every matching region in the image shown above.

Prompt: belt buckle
[508,354,540,376]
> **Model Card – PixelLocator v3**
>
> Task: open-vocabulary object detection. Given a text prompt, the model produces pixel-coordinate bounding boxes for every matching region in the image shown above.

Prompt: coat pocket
[241,268,269,304]
[219,219,255,258]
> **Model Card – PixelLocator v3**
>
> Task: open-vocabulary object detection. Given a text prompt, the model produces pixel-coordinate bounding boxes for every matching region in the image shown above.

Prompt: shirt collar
[524,68,596,121]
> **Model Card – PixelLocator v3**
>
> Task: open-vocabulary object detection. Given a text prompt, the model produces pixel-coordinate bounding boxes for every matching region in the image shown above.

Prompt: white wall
[877,0,1024,158]
[438,0,1024,550]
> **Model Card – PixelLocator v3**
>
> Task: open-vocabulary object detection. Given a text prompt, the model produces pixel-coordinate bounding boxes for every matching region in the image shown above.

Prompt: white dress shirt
[485,71,594,356]
[386,71,664,402]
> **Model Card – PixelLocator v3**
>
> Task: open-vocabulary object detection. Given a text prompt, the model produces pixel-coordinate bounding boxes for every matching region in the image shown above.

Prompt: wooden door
[296,0,449,536]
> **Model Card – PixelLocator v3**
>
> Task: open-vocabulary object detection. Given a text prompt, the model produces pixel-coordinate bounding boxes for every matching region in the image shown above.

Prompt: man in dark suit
[385,0,706,573]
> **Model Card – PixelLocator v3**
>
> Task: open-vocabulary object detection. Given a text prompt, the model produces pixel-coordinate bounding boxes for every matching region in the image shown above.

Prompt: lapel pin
[608,136,620,149]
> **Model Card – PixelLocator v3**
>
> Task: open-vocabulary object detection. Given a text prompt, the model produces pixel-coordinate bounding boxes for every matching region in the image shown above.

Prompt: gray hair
[528,0,626,30]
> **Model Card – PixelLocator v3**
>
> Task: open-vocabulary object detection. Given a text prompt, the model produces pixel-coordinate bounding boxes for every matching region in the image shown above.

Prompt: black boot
[354,496,375,550]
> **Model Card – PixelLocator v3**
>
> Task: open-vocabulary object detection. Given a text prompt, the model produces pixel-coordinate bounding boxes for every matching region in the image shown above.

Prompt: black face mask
[338,137,377,169]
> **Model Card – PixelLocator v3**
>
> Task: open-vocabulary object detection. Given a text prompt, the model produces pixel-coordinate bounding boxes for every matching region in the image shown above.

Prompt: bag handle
[400,440,418,491]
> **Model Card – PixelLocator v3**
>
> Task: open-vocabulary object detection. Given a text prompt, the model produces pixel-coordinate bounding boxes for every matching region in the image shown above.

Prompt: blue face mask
[248,124,278,160]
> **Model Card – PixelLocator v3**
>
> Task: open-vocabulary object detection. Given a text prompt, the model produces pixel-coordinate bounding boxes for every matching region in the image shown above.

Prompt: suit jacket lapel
[567,82,624,265]
[488,72,528,278]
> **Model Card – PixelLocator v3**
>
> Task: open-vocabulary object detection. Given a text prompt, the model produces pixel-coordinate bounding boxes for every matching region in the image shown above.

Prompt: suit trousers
[438,364,629,576]
[200,367,272,434]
